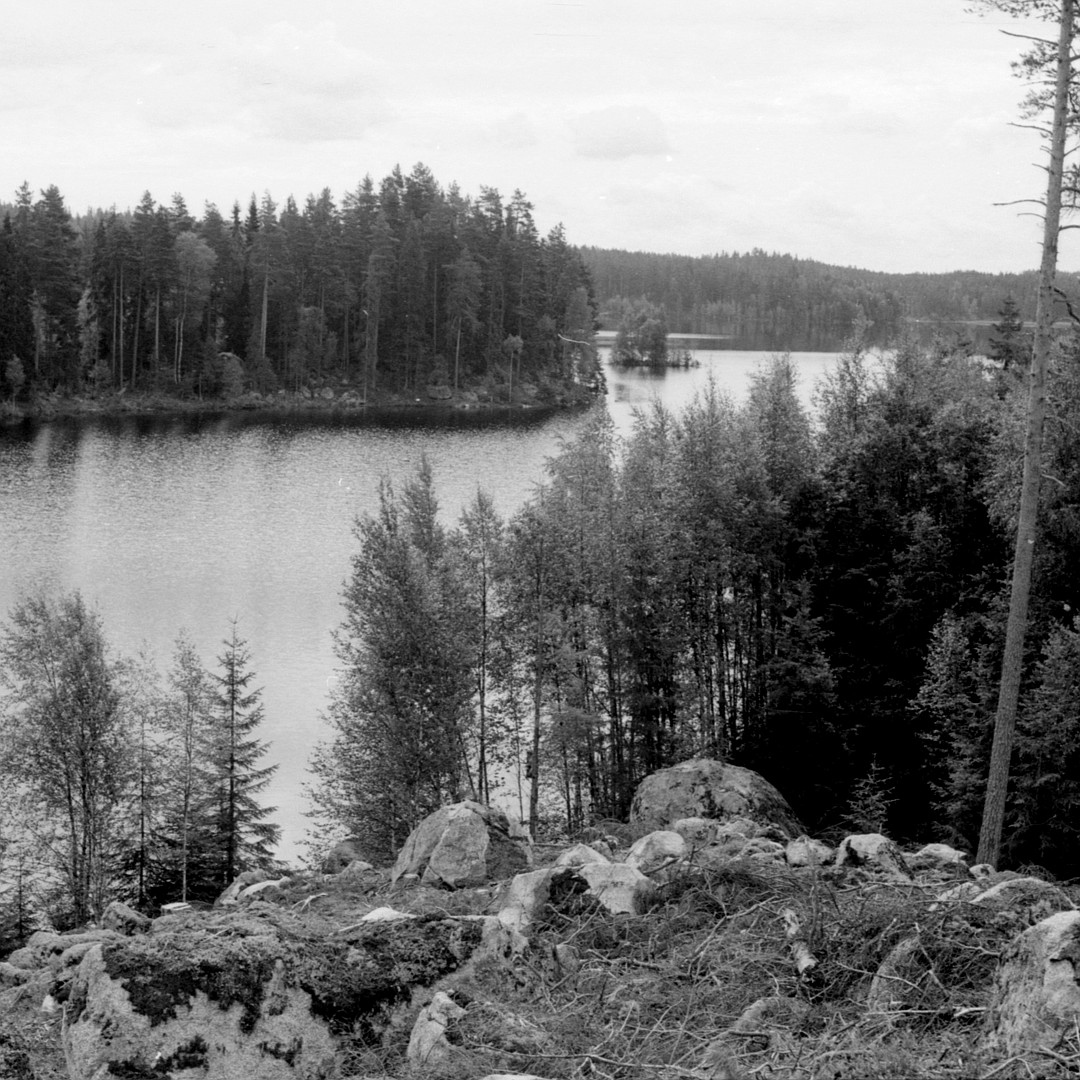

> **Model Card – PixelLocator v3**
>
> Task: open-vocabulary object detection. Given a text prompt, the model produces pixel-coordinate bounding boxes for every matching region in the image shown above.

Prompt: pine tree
[27,186,81,387]
[206,622,280,887]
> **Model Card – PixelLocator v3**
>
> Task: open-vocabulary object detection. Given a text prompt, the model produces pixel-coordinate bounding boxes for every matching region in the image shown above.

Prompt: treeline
[311,325,1080,877]
[581,246,1080,350]
[0,600,278,943]
[0,166,600,403]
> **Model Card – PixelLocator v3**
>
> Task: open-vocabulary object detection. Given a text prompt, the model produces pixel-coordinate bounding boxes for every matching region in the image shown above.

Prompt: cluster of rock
[3,757,1079,1078]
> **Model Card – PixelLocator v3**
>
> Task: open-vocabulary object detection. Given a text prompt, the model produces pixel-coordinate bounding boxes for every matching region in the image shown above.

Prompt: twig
[780,907,818,978]
[979,1056,1027,1079]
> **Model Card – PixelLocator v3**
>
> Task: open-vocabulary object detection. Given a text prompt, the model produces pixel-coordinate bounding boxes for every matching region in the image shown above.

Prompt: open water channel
[0,348,842,862]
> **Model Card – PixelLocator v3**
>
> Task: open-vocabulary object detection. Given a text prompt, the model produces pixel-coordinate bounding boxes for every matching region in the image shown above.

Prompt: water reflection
[0,351,840,862]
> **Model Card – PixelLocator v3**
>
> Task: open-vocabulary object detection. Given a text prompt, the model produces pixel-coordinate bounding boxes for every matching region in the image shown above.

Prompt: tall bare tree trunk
[977,0,1074,867]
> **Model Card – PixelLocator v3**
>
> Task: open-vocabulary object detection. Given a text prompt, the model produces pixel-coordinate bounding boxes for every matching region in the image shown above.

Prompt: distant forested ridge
[0,166,600,405]
[581,246,1080,350]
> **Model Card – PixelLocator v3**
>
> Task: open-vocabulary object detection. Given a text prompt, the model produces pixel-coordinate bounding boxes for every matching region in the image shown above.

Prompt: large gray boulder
[102,900,151,937]
[392,801,532,889]
[985,910,1080,1057]
[62,905,490,1079]
[498,863,656,934]
[834,834,912,880]
[629,758,803,839]
[321,837,369,874]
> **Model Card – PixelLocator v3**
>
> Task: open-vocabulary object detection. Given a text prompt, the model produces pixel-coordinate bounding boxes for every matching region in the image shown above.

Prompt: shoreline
[0,383,599,429]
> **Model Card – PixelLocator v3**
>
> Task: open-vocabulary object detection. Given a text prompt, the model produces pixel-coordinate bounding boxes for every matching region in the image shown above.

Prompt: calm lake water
[0,348,840,863]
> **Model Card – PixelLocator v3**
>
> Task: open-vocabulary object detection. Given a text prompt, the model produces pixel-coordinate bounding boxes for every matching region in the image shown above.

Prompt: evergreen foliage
[300,327,1080,873]
[582,246,1080,351]
[0,167,598,402]
[205,622,280,889]
[0,602,281,929]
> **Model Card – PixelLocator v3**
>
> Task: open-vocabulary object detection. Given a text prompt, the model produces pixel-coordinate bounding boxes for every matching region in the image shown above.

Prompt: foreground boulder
[785,836,835,868]
[102,900,151,936]
[908,842,968,874]
[498,864,656,934]
[321,837,370,874]
[972,876,1075,926]
[62,904,492,1079]
[834,834,912,880]
[985,909,1080,1057]
[216,867,272,907]
[629,758,804,838]
[624,830,686,876]
[392,801,531,889]
[407,990,465,1065]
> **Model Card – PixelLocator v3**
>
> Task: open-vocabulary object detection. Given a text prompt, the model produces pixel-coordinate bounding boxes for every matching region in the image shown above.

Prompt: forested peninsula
[0,165,602,420]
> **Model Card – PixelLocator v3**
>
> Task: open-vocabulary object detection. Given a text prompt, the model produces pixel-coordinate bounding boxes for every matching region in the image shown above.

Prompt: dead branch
[780,907,818,979]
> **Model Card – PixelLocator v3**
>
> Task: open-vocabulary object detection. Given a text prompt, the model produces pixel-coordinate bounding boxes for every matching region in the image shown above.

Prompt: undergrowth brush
[8,858,1080,1079]
[348,859,1079,1079]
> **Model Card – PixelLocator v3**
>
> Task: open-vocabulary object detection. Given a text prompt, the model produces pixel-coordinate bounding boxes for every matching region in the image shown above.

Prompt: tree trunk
[260,267,269,360]
[977,0,1073,867]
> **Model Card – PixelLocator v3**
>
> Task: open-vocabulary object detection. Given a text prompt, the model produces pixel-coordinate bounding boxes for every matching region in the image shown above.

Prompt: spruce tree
[989,296,1030,375]
[206,622,280,887]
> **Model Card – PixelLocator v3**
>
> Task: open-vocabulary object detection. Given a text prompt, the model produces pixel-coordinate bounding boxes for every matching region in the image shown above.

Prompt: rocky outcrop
[61,903,491,1079]
[575,863,656,915]
[553,843,611,869]
[908,842,968,874]
[392,801,532,889]
[498,862,656,934]
[671,817,719,846]
[785,836,835,868]
[101,900,151,936]
[834,833,913,880]
[972,876,1075,926]
[407,990,465,1066]
[13,763,1080,1080]
[216,867,272,906]
[984,910,1080,1057]
[624,830,687,876]
[321,838,370,874]
[629,757,804,839]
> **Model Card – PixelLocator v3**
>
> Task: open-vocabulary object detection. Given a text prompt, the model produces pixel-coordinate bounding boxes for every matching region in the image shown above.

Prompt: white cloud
[570,106,671,160]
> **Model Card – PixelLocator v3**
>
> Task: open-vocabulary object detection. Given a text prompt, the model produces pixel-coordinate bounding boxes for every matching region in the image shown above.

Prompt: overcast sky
[3,0,1068,274]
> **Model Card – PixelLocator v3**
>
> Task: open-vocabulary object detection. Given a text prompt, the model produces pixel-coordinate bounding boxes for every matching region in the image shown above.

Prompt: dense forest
[0,166,600,406]
[9,317,1080,938]
[306,317,1080,880]
[582,246,1080,350]
[6,169,1073,410]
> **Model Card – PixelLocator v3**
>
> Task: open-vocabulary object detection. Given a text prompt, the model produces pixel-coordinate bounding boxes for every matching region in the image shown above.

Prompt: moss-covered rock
[629,757,804,839]
[62,906,490,1079]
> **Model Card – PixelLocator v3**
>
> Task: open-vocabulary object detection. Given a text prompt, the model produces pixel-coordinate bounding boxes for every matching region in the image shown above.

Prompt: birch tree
[0,593,131,924]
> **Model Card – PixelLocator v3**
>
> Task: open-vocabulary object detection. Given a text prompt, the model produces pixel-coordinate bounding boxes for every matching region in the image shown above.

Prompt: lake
[0,347,841,863]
